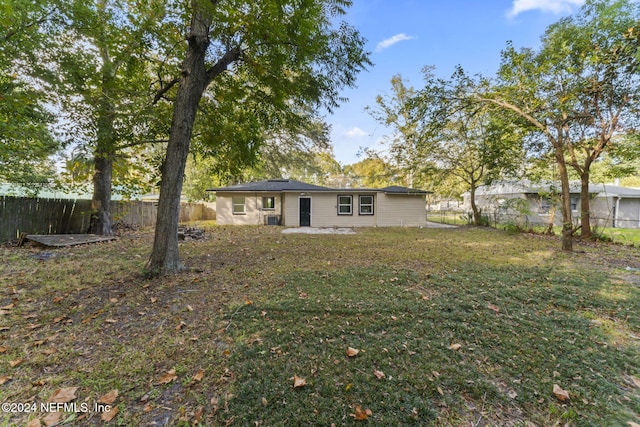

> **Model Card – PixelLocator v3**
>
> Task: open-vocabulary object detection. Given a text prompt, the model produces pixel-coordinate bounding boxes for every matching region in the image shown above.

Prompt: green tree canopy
[147,0,370,275]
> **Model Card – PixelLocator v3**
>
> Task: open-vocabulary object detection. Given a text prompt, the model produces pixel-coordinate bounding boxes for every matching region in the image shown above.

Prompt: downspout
[614,196,621,229]
[256,193,260,225]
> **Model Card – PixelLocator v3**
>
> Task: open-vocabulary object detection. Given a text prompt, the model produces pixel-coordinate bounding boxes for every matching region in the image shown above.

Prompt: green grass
[0,226,639,426]
[598,227,640,247]
[220,262,639,426]
[427,212,470,226]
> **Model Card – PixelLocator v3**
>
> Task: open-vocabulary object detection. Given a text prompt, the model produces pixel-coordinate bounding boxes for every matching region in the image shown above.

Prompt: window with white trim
[232,196,246,214]
[359,195,374,215]
[337,195,352,215]
[263,196,275,210]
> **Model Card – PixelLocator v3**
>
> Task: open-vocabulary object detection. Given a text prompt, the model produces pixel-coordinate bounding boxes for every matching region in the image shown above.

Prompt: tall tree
[370,70,524,224]
[366,74,422,187]
[476,42,581,251]
[476,0,640,248]
[540,0,640,238]
[147,0,370,275]
[41,0,169,235]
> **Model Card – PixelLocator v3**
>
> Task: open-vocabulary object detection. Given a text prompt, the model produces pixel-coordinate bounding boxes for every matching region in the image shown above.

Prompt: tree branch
[153,77,181,104]
[204,46,243,86]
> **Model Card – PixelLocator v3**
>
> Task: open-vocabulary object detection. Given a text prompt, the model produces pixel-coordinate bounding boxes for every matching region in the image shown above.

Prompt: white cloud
[345,127,368,138]
[375,33,414,52]
[507,0,584,17]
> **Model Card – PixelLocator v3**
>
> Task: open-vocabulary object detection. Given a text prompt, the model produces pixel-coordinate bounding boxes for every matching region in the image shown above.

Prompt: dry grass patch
[0,226,638,426]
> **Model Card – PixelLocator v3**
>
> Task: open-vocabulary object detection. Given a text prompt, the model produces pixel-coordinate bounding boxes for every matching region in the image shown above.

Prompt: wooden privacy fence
[0,196,216,243]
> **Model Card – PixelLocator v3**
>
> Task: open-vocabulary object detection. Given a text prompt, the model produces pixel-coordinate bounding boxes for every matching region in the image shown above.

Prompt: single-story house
[463,180,640,229]
[209,179,431,227]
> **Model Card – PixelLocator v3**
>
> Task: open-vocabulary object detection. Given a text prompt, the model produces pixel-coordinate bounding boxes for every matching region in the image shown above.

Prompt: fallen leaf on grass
[346,347,360,357]
[373,370,385,380]
[26,418,41,427]
[1,303,15,310]
[631,376,640,389]
[48,387,78,403]
[52,316,67,324]
[176,321,187,331]
[158,369,177,384]
[627,422,640,427]
[101,406,119,422]
[150,297,158,303]
[143,404,153,413]
[553,384,570,402]
[0,346,7,353]
[192,368,205,382]
[53,296,64,303]
[350,405,372,421]
[193,406,204,423]
[293,375,306,388]
[158,369,178,384]
[43,411,62,426]
[0,375,11,385]
[42,348,57,355]
[487,304,500,314]
[98,390,118,405]
[448,343,462,351]
[9,359,23,367]
[105,319,117,324]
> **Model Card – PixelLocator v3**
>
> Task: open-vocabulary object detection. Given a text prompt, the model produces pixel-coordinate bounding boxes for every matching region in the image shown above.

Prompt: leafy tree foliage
[344,157,398,189]
[42,0,170,234]
[0,1,59,188]
[369,70,524,225]
[147,0,370,275]
[540,0,640,238]
[476,0,640,248]
[366,75,422,187]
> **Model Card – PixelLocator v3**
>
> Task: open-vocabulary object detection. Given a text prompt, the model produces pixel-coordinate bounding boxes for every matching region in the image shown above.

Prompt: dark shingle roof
[209,179,331,192]
[380,186,431,195]
[209,179,431,195]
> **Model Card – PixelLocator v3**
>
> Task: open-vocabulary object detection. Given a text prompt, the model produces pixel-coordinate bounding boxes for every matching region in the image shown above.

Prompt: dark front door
[299,198,311,227]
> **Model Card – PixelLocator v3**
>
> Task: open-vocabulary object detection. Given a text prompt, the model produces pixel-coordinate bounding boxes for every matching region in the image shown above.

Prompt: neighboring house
[463,180,640,229]
[210,179,431,227]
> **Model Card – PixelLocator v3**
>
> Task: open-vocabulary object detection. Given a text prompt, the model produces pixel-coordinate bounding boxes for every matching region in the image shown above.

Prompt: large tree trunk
[90,74,116,236]
[554,145,573,252]
[469,184,480,225]
[579,171,591,239]
[146,10,210,276]
[90,155,113,235]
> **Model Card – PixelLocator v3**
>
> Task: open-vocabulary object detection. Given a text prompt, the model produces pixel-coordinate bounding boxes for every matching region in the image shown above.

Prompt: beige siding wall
[617,198,640,228]
[216,192,282,225]
[282,192,426,227]
[377,194,427,226]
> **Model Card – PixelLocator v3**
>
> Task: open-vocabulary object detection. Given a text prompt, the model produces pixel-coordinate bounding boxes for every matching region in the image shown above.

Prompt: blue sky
[328,0,586,165]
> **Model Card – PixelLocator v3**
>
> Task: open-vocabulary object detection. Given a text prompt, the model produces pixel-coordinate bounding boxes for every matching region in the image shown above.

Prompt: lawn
[0,226,639,426]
